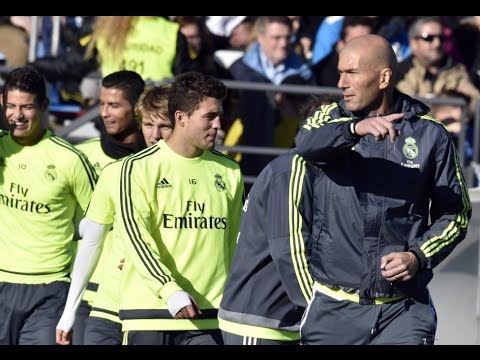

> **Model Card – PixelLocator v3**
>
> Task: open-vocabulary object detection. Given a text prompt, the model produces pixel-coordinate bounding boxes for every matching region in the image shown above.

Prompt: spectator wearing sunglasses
[396,17,480,116]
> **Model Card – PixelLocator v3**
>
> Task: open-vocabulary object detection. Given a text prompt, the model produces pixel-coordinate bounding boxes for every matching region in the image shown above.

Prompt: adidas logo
[157,178,172,189]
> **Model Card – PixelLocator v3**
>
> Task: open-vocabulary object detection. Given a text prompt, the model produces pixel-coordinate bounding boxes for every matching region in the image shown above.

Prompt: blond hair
[135,84,171,127]
[86,16,138,59]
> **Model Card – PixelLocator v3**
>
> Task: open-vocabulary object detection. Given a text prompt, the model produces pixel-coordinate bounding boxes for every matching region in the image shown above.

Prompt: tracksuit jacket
[218,151,314,340]
[295,91,472,305]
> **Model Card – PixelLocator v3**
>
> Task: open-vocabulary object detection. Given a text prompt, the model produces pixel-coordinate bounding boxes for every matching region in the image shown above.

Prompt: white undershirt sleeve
[56,218,111,332]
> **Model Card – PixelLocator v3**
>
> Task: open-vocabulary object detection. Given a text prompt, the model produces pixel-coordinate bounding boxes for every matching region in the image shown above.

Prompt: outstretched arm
[56,218,111,345]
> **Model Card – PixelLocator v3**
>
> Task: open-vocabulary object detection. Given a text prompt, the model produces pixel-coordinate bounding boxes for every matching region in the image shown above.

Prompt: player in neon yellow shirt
[56,85,173,345]
[118,72,244,345]
[0,66,96,345]
[71,70,146,344]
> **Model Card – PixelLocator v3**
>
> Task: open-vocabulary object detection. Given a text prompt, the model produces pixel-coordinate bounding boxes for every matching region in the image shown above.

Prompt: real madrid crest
[402,137,418,160]
[214,174,226,191]
[45,164,57,182]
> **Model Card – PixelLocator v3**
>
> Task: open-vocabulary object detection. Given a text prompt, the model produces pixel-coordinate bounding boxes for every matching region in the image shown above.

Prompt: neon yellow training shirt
[76,137,117,303]
[76,137,116,176]
[0,130,97,284]
[117,139,244,331]
[86,159,124,323]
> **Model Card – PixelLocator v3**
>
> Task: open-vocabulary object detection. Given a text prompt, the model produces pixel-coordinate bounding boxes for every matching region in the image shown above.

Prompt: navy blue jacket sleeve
[294,102,360,162]
[264,154,315,306]
[410,129,472,269]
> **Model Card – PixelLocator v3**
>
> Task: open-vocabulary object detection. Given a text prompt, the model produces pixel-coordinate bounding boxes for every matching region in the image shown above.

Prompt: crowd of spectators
[1,16,479,175]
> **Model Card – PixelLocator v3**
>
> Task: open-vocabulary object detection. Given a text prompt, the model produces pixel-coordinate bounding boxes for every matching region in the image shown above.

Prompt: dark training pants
[125,329,223,345]
[0,281,69,345]
[72,300,91,345]
[222,330,300,345]
[300,288,437,345]
[84,316,122,345]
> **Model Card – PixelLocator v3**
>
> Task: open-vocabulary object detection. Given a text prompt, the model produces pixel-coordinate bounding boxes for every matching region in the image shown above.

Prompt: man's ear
[40,98,50,112]
[379,68,392,89]
[175,110,186,127]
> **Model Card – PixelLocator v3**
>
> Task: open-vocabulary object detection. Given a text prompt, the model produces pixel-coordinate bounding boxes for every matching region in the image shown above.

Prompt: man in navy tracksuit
[218,149,315,345]
[296,34,471,345]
